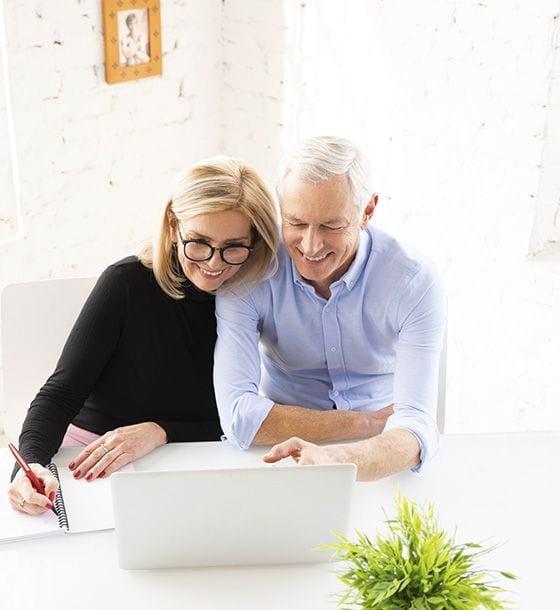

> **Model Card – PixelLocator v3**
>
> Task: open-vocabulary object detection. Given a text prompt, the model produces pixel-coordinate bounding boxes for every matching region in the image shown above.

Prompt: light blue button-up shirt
[214,225,446,470]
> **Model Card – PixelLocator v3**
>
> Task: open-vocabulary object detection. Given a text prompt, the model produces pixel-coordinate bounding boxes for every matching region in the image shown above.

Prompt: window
[529,17,560,260]
[0,2,19,244]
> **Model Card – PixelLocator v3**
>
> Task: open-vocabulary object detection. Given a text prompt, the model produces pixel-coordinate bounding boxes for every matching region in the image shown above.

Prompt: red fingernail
[73,469,81,478]
[68,461,75,470]
[99,470,106,478]
[85,473,93,482]
[49,491,56,501]
[46,502,53,510]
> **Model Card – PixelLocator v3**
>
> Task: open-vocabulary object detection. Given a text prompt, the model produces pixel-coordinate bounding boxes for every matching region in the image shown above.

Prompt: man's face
[280,174,375,296]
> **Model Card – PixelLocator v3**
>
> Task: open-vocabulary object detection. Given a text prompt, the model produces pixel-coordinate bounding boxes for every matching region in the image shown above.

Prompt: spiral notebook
[0,448,134,544]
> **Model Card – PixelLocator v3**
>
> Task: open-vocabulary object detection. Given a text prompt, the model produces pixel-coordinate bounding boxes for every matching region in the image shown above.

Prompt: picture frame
[102,0,162,85]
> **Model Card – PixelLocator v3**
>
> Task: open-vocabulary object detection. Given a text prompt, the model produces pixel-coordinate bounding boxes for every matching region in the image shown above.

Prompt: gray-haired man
[214,136,446,480]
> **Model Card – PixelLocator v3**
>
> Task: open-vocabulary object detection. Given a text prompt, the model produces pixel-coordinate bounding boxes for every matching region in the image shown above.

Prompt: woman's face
[174,210,253,292]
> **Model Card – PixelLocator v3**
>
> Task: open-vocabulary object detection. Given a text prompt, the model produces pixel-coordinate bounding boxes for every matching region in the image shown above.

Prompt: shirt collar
[290,228,372,293]
[341,228,371,290]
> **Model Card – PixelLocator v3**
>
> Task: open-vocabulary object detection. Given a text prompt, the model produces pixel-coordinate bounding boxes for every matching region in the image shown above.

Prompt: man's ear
[360,193,378,228]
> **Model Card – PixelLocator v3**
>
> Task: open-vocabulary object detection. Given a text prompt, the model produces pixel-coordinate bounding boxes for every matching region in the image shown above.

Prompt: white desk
[1,432,558,609]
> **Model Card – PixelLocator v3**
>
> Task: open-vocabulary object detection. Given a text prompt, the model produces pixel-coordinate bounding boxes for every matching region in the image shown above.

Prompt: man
[214,136,445,480]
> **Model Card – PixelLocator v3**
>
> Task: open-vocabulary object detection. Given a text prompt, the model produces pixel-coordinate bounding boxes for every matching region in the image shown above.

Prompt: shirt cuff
[224,394,275,449]
[383,408,440,473]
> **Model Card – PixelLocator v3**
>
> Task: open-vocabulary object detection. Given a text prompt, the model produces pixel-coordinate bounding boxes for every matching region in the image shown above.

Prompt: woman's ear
[167,204,177,243]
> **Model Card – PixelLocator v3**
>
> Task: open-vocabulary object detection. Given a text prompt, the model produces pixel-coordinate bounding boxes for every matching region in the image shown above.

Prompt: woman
[8,156,279,515]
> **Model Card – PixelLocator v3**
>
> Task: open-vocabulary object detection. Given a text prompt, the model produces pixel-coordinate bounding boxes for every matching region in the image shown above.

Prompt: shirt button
[330,346,336,352]
[333,390,339,397]
[325,306,330,311]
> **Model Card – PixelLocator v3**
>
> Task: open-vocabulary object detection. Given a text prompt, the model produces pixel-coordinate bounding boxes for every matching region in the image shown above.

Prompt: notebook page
[0,452,62,543]
[56,461,135,534]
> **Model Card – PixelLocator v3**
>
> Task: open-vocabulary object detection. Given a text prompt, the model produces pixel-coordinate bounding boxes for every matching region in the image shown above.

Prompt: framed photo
[102,0,162,85]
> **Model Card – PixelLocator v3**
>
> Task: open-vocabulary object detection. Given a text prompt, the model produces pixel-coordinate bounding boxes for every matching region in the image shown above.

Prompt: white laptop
[110,464,356,569]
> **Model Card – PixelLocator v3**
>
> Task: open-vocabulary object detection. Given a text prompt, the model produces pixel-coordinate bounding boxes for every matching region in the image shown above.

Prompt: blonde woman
[8,157,278,515]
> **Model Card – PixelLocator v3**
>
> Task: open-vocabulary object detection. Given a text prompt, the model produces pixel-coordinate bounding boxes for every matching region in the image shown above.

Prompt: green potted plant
[322,494,517,609]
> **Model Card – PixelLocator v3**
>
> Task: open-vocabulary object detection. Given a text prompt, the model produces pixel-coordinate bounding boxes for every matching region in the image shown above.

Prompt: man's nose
[300,227,322,254]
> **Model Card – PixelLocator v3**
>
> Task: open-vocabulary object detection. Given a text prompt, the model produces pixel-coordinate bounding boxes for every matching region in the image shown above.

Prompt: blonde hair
[139,156,279,299]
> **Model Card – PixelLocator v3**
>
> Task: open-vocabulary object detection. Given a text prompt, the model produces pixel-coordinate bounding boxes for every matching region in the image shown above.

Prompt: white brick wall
[221,0,285,185]
[0,63,17,241]
[0,0,224,287]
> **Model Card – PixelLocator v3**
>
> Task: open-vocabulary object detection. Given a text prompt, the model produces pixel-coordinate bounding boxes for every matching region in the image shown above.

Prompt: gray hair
[277,136,371,208]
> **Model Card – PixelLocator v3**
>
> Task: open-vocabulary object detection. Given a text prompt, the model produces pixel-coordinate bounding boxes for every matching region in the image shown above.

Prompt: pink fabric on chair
[61,424,101,447]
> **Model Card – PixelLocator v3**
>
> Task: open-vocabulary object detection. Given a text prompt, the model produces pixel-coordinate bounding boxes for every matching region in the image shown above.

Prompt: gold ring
[19,497,25,509]
[101,443,110,454]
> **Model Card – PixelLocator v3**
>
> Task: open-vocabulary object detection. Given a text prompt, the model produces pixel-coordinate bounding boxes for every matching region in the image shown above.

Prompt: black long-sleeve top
[17,256,222,467]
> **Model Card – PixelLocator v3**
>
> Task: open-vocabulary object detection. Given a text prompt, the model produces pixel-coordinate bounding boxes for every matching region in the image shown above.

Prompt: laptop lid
[110,464,356,569]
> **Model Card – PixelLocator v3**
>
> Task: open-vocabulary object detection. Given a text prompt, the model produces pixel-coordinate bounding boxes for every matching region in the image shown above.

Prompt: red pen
[9,443,54,511]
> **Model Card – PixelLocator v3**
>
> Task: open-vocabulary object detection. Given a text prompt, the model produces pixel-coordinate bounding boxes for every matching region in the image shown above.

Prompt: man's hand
[263,437,348,467]
[68,422,167,481]
[263,428,421,481]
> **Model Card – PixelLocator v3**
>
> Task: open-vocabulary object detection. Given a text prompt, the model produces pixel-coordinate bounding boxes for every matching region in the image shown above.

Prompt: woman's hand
[8,464,59,515]
[69,422,167,481]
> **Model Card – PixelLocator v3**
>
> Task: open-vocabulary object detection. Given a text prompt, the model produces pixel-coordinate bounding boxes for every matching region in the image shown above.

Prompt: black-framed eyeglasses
[176,223,253,266]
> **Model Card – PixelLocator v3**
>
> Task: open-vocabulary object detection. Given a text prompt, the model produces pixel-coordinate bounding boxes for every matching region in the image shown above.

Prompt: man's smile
[298,250,331,263]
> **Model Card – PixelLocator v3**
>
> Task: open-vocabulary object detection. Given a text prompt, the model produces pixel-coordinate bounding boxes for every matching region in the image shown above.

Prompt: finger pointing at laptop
[263,438,346,468]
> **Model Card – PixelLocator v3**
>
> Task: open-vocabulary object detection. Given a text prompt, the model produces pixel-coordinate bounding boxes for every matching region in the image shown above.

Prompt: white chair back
[1,277,96,442]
